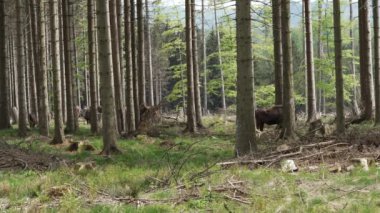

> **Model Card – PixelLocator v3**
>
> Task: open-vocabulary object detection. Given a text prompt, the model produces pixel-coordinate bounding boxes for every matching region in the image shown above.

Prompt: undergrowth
[0,116,379,212]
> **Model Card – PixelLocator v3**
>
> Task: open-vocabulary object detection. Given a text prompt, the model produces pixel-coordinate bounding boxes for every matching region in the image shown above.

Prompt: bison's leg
[259,122,264,131]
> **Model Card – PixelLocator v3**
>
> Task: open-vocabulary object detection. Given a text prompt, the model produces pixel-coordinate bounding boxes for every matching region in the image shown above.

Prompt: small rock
[0,198,10,210]
[277,144,290,152]
[351,158,369,171]
[281,160,298,172]
[47,186,69,198]
[345,165,355,172]
[75,161,96,171]
[329,164,342,173]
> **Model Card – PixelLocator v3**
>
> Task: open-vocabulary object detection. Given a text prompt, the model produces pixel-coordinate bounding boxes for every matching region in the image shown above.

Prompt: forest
[0,0,380,212]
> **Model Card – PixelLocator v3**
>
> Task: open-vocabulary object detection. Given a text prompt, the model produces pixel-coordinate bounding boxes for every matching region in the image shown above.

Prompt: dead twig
[223,194,251,205]
[329,184,371,202]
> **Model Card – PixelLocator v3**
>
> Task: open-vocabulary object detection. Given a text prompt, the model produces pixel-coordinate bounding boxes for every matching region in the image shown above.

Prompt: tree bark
[58,0,66,123]
[0,0,11,129]
[124,0,136,132]
[69,1,79,130]
[191,0,203,127]
[62,0,75,133]
[88,0,98,133]
[281,0,296,139]
[10,36,18,110]
[110,0,124,133]
[359,0,373,120]
[316,0,323,113]
[49,0,65,144]
[9,38,15,112]
[236,0,256,156]
[349,0,360,116]
[302,2,307,114]
[333,0,345,134]
[201,0,208,115]
[185,0,196,133]
[272,0,283,106]
[304,0,317,121]
[96,0,120,155]
[144,0,154,106]
[24,30,29,116]
[26,4,38,120]
[131,0,140,126]
[116,0,124,106]
[137,0,146,109]
[374,0,380,124]
[36,0,50,136]
[16,0,28,137]
[213,0,226,116]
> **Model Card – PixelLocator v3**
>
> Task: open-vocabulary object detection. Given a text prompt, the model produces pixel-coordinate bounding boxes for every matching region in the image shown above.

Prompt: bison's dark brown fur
[255,105,283,131]
[29,113,38,128]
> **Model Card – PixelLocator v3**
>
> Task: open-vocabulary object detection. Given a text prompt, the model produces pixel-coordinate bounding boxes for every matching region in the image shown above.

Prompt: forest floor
[0,115,380,212]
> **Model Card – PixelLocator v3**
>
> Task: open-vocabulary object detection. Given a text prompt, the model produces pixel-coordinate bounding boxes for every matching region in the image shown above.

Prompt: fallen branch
[223,194,251,205]
[217,159,271,168]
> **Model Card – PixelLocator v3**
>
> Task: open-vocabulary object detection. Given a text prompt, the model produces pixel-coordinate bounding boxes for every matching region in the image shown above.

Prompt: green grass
[0,119,380,212]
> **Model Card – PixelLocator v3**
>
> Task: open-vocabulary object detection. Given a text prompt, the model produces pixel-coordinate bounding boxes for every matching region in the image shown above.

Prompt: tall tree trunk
[144,0,154,106]
[322,0,329,114]
[58,0,66,123]
[36,0,50,136]
[69,1,79,130]
[185,0,196,133]
[88,0,98,133]
[304,0,317,121]
[349,0,360,116]
[131,0,140,126]
[27,9,38,122]
[0,0,11,129]
[22,29,30,117]
[235,0,256,155]
[191,0,203,127]
[333,0,345,134]
[96,0,119,155]
[281,0,296,139]
[49,0,65,144]
[213,0,226,115]
[84,54,89,107]
[110,0,124,133]
[116,0,124,106]
[124,0,136,132]
[11,37,18,110]
[8,38,15,113]
[374,0,380,124]
[359,0,373,120]
[93,1,100,107]
[317,0,323,113]
[24,30,29,116]
[302,2,308,114]
[272,0,283,106]
[62,0,75,133]
[137,0,146,108]
[16,0,28,137]
[201,0,208,115]
[7,39,11,113]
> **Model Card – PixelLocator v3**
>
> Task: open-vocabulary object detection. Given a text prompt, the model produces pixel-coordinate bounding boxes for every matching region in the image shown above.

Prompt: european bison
[255,105,283,131]
[82,106,102,124]
[29,113,38,128]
